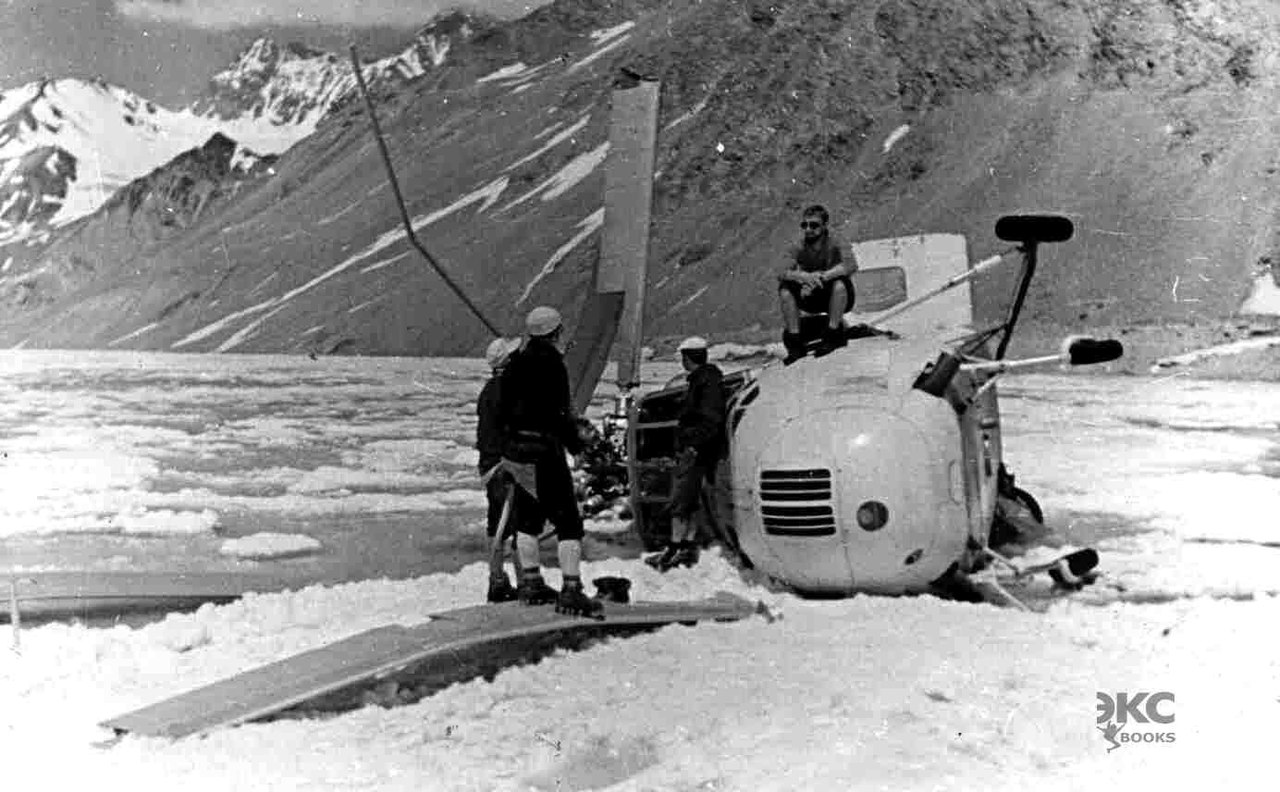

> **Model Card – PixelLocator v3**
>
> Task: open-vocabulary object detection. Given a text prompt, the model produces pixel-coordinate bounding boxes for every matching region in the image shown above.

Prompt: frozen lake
[0,350,650,592]
[1,349,1279,790]
[2,348,1276,604]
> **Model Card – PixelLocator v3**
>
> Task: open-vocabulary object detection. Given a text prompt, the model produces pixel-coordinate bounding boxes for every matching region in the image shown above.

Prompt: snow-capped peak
[0,13,479,249]
[0,78,232,245]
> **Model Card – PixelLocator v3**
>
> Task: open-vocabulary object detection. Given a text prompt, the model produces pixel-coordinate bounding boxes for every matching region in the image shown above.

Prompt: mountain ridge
[0,0,1276,360]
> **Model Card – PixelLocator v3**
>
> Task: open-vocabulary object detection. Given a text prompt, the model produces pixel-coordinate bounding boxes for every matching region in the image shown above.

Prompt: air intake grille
[759,468,836,537]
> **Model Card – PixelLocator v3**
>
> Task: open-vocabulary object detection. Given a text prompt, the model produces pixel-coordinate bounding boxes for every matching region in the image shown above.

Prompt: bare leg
[826,280,849,329]
[778,288,801,334]
[557,539,582,580]
[516,532,541,574]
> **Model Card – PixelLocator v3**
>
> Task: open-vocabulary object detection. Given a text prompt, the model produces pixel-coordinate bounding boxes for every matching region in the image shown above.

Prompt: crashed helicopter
[604,212,1120,608]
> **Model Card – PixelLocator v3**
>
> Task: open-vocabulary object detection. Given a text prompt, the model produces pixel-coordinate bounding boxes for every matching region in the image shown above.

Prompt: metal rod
[865,248,1015,327]
[962,353,1064,375]
[347,45,502,338]
[996,243,1037,360]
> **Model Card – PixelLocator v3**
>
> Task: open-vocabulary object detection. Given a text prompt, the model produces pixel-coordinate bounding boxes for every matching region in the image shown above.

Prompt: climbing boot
[812,326,848,358]
[517,572,558,606]
[556,580,604,618]
[486,575,519,604]
[781,331,807,365]
[644,542,699,573]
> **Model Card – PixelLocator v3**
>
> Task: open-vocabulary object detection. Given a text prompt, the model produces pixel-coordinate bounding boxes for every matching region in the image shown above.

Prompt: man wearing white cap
[476,337,522,602]
[646,336,727,572]
[496,306,601,616]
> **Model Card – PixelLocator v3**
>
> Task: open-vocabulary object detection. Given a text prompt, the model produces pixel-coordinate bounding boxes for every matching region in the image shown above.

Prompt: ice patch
[114,508,220,536]
[220,532,323,560]
[1242,273,1280,315]
[517,209,605,305]
[882,124,910,153]
[1153,334,1280,369]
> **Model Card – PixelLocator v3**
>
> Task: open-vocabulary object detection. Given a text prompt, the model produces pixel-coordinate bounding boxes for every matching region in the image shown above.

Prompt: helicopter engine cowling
[729,338,974,596]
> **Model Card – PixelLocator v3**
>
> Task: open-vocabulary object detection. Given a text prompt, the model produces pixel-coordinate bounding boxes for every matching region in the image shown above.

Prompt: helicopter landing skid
[941,547,1101,611]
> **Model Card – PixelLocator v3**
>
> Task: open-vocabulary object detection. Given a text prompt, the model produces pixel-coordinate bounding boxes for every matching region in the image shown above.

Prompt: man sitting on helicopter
[644,336,728,572]
[778,204,858,364]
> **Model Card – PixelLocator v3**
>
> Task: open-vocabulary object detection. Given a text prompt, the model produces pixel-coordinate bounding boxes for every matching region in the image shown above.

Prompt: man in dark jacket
[645,336,727,572]
[496,306,601,616]
[477,336,521,602]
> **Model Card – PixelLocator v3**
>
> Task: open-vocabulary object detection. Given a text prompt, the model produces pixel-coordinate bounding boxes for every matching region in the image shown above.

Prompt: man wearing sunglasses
[777,204,856,364]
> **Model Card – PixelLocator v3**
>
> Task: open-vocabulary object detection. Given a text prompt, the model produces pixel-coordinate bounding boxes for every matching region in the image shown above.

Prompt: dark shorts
[511,451,585,542]
[670,451,717,520]
[780,275,854,315]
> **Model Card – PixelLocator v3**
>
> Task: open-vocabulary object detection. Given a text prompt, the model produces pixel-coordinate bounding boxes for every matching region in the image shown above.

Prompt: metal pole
[865,248,1015,327]
[347,45,502,338]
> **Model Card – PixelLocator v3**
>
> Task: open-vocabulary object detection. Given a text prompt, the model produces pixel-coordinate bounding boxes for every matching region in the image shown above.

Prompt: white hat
[485,337,518,369]
[677,336,708,353]
[525,306,563,337]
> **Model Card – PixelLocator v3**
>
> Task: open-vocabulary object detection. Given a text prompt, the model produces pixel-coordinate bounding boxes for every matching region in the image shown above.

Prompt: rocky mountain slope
[0,0,1276,359]
[0,13,483,261]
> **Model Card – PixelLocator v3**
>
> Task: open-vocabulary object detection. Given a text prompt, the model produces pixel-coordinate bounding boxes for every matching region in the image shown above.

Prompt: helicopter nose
[749,405,967,594]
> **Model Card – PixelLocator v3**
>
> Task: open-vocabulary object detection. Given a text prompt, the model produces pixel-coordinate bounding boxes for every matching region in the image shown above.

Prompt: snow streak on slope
[567,34,633,74]
[477,63,531,83]
[178,177,509,351]
[503,114,591,173]
[501,143,609,211]
[517,208,605,305]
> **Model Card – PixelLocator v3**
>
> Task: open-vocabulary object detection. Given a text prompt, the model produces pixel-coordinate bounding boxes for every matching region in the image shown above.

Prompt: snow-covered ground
[1,350,1278,790]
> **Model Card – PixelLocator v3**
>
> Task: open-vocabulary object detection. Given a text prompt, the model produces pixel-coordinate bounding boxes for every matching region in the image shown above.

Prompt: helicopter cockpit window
[850,266,908,313]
